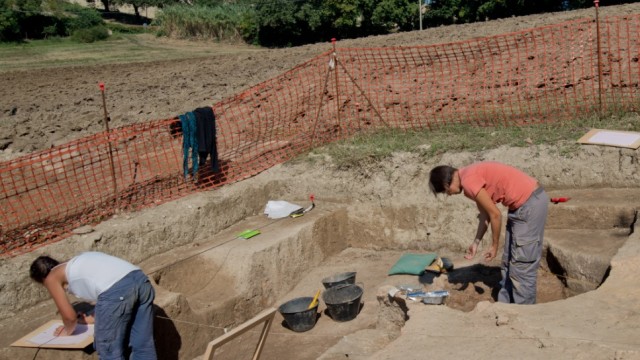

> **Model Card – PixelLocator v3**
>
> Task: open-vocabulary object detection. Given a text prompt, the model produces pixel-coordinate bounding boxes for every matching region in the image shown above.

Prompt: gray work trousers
[498,186,549,304]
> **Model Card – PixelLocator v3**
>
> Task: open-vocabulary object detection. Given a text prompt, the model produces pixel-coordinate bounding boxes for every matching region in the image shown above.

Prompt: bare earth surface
[1,4,640,360]
[1,3,640,158]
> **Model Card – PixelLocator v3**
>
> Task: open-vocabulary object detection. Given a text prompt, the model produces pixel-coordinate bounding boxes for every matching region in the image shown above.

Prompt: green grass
[304,111,640,169]
[0,35,153,71]
[0,33,262,72]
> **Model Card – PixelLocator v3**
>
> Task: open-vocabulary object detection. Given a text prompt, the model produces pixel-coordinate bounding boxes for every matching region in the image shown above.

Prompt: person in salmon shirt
[428,161,549,304]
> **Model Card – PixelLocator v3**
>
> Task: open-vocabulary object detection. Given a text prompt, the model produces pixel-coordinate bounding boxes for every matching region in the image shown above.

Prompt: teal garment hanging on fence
[179,112,198,179]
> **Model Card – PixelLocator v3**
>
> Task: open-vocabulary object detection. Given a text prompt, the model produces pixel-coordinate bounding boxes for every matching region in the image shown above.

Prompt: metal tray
[406,291,429,301]
[421,290,450,305]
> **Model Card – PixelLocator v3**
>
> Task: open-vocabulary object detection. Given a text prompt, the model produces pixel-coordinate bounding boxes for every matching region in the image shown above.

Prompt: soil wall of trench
[0,143,638,359]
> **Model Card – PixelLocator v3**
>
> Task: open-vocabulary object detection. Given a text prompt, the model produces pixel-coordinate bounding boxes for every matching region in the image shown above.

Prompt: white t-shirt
[65,252,139,301]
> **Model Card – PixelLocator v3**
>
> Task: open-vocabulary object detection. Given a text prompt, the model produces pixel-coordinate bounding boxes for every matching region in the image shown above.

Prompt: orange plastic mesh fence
[2,14,640,257]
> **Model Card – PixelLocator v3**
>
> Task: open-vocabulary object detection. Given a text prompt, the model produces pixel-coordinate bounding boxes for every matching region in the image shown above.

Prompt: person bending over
[428,161,548,304]
[30,251,157,359]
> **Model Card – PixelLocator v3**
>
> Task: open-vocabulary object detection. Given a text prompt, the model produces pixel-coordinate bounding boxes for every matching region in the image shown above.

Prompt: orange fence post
[331,38,343,135]
[594,0,603,115]
[99,82,119,206]
[309,47,334,148]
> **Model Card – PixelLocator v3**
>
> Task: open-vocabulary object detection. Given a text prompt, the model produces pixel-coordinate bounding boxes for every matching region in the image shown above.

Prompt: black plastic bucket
[278,297,318,332]
[321,271,357,289]
[322,284,363,322]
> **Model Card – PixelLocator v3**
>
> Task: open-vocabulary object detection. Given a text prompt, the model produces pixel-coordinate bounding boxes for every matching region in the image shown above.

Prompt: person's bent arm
[465,207,489,259]
[474,188,502,261]
[43,268,77,336]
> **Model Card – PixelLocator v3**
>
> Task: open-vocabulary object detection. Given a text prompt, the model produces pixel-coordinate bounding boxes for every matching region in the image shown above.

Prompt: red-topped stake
[99,82,105,92]
[550,197,571,204]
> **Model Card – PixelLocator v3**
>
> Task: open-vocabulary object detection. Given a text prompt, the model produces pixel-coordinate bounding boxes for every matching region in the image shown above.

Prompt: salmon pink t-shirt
[458,162,537,210]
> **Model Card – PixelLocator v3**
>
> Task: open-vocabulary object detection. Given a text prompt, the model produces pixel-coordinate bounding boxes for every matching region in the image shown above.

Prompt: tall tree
[426,0,562,25]
[255,0,418,46]
[255,0,302,46]
[369,0,416,32]
[111,0,178,19]
[319,0,362,38]
[1,0,43,40]
[100,0,110,13]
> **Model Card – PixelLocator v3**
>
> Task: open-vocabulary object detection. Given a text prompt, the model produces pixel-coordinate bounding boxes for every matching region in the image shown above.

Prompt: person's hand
[483,245,498,262]
[77,312,95,325]
[464,239,480,260]
[53,325,71,336]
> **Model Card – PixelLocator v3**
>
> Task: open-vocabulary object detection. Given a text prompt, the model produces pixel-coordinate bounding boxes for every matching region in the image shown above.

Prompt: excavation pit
[0,181,637,360]
[146,189,631,360]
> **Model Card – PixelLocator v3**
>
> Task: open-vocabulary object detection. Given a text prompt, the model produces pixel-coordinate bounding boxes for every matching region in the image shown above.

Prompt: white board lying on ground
[10,319,94,349]
[577,129,640,149]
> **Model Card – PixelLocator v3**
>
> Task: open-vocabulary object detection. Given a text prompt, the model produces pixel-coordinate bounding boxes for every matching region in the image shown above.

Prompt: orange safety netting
[2,14,639,257]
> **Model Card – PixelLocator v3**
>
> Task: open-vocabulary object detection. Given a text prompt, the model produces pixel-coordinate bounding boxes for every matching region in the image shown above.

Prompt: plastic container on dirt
[278,297,319,332]
[321,271,356,289]
[322,284,363,322]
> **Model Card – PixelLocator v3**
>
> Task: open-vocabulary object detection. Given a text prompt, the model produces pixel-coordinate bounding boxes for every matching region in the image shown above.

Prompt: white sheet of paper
[28,323,94,346]
[589,131,640,147]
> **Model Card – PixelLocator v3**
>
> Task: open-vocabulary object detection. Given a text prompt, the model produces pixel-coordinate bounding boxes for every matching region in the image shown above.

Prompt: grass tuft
[304,111,640,169]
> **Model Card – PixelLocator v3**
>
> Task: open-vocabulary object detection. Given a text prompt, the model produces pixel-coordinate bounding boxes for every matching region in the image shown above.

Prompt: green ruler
[237,229,261,239]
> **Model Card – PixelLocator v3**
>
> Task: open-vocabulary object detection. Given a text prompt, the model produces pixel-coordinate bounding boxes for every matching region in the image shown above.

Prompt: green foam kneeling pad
[388,253,438,275]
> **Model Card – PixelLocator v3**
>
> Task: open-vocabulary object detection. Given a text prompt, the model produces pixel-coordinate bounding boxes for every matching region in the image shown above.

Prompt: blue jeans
[94,270,157,360]
[498,187,549,304]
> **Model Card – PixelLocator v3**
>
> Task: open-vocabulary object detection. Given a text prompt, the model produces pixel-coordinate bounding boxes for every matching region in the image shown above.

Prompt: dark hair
[30,256,60,283]
[429,165,458,195]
